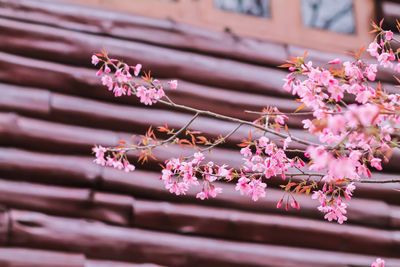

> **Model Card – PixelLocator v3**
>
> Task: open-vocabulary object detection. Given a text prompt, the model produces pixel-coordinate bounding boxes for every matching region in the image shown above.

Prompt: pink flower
[216,165,232,181]
[247,178,267,201]
[154,87,165,100]
[105,156,115,167]
[311,190,325,203]
[385,30,393,41]
[371,258,385,267]
[93,145,106,166]
[196,189,207,200]
[192,152,205,165]
[327,84,344,101]
[101,75,114,91]
[137,87,153,105]
[113,85,127,97]
[196,185,222,200]
[357,164,371,178]
[240,146,252,157]
[135,86,164,105]
[343,61,363,79]
[302,119,316,132]
[166,181,188,195]
[344,182,356,200]
[161,169,173,183]
[290,200,300,210]
[328,58,341,64]
[327,115,346,134]
[357,104,379,126]
[91,55,100,65]
[258,136,269,148]
[115,68,129,83]
[136,85,147,97]
[235,176,250,195]
[124,163,135,172]
[370,157,382,170]
[96,68,102,77]
[208,186,222,198]
[283,137,292,150]
[104,65,111,73]
[276,199,283,209]
[326,157,358,182]
[367,41,380,58]
[307,146,331,171]
[283,76,293,92]
[168,80,178,89]
[112,160,124,170]
[355,88,373,104]
[365,64,377,81]
[378,52,393,68]
[133,64,142,76]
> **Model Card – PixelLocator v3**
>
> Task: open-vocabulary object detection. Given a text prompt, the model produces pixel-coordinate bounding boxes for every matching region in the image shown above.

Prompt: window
[301,0,355,34]
[214,0,270,18]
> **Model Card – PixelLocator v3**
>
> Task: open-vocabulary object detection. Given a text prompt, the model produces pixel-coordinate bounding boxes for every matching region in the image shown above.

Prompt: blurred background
[0,0,400,266]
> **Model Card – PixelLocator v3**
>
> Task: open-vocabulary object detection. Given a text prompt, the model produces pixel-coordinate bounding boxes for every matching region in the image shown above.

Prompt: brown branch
[360,179,400,184]
[108,112,200,152]
[198,123,243,154]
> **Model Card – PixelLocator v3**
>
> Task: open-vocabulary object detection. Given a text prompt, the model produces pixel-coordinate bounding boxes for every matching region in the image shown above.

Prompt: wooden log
[0,248,85,267]
[9,210,400,265]
[132,199,399,255]
[0,248,161,267]
[0,84,50,116]
[86,259,163,267]
[105,168,400,229]
[0,179,134,226]
[0,17,290,96]
[0,107,397,204]
[0,148,100,187]
[0,0,287,66]
[0,112,120,154]
[0,148,399,228]
[0,109,310,160]
[0,178,397,253]
[0,54,307,127]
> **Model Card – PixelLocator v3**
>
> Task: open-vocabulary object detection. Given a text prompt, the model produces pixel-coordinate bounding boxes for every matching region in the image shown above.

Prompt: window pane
[301,0,355,34]
[214,0,270,18]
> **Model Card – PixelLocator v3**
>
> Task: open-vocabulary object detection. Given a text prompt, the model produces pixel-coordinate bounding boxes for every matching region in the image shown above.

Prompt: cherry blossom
[90,22,400,233]
[168,80,178,89]
[371,258,385,267]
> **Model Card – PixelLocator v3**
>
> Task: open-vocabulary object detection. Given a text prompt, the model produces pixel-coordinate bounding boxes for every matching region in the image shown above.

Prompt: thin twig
[360,179,400,184]
[245,110,319,116]
[157,97,317,147]
[108,112,200,151]
[199,123,243,154]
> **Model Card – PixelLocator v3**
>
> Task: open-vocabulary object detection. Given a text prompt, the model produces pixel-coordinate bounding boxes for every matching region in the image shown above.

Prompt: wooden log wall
[0,0,400,266]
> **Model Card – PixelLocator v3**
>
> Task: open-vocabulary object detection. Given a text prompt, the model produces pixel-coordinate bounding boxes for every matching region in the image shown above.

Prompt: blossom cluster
[92,53,177,104]
[311,182,355,224]
[93,145,135,172]
[367,27,397,70]
[240,136,293,180]
[161,152,229,199]
[91,23,400,229]
[280,26,400,221]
